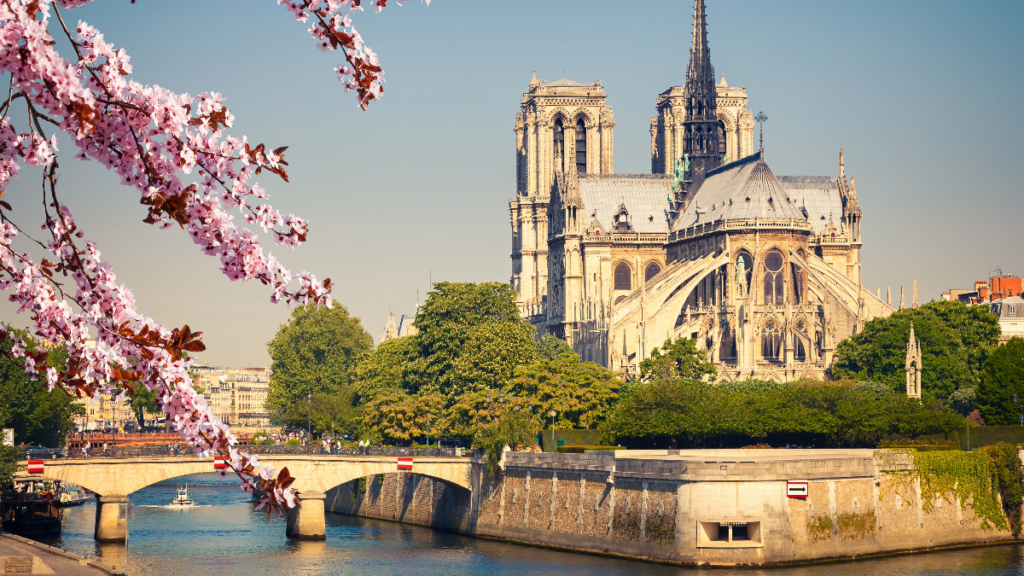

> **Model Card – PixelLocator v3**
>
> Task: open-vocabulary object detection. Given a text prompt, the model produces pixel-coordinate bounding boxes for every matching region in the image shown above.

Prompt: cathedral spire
[679,0,722,197]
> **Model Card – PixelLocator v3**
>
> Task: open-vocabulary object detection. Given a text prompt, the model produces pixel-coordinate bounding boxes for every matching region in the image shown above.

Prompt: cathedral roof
[546,77,587,87]
[578,174,672,234]
[777,176,845,234]
[673,153,804,230]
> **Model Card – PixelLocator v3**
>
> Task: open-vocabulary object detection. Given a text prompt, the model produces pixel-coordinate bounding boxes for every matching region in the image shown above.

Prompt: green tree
[534,334,577,361]
[126,385,160,429]
[266,300,373,421]
[351,336,420,397]
[473,410,541,477]
[448,322,536,399]
[976,337,1024,425]
[832,301,998,399]
[0,445,20,489]
[279,390,363,437]
[509,355,620,429]
[361,390,445,444]
[0,328,84,447]
[639,337,717,382]
[412,282,527,395]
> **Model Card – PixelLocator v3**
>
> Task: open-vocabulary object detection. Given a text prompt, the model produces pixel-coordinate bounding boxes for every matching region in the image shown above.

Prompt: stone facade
[509,0,892,382]
[326,449,1022,567]
[194,367,271,429]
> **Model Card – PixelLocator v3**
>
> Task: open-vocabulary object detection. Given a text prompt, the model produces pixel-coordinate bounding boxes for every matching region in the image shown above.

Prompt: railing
[669,217,812,242]
[27,445,464,460]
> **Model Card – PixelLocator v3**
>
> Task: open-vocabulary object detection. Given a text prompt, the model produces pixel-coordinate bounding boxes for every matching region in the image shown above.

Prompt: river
[38,473,1024,575]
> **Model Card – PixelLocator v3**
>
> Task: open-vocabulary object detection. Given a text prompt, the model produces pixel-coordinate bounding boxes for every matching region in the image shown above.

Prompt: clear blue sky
[3,0,1022,366]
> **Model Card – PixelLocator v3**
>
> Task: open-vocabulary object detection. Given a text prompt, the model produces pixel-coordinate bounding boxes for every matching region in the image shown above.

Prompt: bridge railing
[36,445,463,460]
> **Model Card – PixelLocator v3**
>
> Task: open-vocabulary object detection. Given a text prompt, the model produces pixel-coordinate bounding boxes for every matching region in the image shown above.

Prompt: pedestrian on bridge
[84,441,91,458]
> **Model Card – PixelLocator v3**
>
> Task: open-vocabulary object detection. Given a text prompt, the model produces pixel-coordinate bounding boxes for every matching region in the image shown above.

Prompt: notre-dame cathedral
[508,0,894,382]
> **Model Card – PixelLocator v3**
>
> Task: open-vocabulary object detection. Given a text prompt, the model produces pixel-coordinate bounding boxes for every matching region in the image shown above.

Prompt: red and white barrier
[27,460,44,474]
[397,457,413,471]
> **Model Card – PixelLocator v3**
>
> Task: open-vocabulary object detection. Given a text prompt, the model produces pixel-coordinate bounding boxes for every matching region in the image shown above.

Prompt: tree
[267,300,373,420]
[351,336,420,397]
[279,390,362,438]
[474,410,541,478]
[0,445,20,489]
[0,0,427,513]
[976,337,1024,425]
[0,328,83,447]
[639,337,717,382]
[509,356,620,430]
[832,302,999,399]
[361,391,444,445]
[448,322,536,400]
[126,385,160,429]
[412,282,528,395]
[535,334,577,361]
[606,379,963,448]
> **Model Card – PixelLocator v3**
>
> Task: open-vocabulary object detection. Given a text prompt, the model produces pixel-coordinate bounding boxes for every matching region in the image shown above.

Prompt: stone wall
[323,451,1021,567]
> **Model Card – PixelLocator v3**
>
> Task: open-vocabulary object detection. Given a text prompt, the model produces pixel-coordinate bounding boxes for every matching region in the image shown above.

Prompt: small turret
[905,322,922,399]
[529,70,539,91]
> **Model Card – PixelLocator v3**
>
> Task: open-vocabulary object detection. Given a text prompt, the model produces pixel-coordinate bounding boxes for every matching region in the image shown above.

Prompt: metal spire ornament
[755,110,768,153]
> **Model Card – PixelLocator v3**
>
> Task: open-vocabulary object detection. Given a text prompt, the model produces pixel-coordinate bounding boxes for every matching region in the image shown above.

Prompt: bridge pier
[286,491,326,541]
[94,494,128,542]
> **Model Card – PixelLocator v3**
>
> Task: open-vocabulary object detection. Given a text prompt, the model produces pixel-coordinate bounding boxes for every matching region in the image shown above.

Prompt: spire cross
[754,110,768,151]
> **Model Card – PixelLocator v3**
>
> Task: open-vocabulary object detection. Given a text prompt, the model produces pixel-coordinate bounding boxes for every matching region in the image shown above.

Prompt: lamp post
[306,392,312,454]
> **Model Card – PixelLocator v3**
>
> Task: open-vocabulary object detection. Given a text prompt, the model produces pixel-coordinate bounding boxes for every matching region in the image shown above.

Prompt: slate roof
[673,154,804,231]
[777,176,845,234]
[579,174,673,234]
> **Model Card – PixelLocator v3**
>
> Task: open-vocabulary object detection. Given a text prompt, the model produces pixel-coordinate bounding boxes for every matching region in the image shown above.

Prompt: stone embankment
[325,449,1021,567]
[0,533,116,575]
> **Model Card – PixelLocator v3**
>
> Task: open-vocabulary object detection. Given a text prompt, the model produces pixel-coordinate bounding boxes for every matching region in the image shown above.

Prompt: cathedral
[508,0,894,382]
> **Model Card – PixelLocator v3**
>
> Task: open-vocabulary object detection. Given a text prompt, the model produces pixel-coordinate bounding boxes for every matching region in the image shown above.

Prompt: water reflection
[41,473,1024,576]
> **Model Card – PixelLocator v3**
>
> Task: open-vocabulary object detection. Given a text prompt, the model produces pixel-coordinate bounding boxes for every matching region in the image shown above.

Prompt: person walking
[102,442,107,456]
[84,441,91,459]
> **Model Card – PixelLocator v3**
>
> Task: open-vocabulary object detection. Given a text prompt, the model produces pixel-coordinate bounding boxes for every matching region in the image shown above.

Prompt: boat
[169,485,195,507]
[56,483,89,507]
[1,478,63,536]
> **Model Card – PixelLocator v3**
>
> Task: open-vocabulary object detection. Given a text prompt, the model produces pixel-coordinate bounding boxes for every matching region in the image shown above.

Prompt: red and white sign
[27,460,44,474]
[397,457,413,471]
[213,456,227,470]
[787,480,809,498]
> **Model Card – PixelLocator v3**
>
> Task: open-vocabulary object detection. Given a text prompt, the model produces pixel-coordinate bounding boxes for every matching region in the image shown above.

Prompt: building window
[763,250,784,305]
[575,119,587,174]
[614,262,632,291]
[553,118,564,170]
[762,320,782,361]
[645,262,662,283]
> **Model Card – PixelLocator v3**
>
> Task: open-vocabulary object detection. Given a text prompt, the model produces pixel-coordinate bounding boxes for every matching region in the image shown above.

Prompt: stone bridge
[19,455,472,541]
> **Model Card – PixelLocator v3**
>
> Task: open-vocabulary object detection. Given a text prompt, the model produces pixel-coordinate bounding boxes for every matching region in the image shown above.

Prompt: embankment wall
[324,450,1020,566]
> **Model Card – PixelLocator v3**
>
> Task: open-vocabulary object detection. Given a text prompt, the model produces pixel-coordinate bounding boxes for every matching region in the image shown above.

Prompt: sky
[2,0,1022,367]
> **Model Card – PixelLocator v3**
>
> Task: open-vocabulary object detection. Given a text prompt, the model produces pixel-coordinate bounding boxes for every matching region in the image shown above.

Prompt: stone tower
[510,72,615,321]
[905,322,922,399]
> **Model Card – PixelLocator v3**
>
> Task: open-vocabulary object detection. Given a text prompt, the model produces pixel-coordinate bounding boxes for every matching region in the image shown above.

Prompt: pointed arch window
[735,252,753,298]
[763,250,785,305]
[553,118,565,171]
[614,262,632,291]
[762,320,782,362]
[575,119,587,174]
[717,120,726,159]
[644,262,662,283]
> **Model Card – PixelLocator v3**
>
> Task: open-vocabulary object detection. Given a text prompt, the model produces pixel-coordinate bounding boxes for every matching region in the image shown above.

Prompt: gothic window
[645,262,662,283]
[553,118,565,170]
[791,262,805,304]
[794,320,807,362]
[735,252,753,298]
[614,262,632,291]
[761,320,782,362]
[575,119,587,174]
[614,295,627,306]
[717,120,726,158]
[763,250,785,305]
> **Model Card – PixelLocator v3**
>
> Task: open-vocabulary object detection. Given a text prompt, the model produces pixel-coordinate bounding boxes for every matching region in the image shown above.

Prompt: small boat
[56,483,89,507]
[1,478,63,536]
[169,485,195,507]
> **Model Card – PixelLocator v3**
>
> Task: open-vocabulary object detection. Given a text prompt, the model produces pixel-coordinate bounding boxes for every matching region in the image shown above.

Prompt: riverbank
[324,449,1023,567]
[0,533,116,575]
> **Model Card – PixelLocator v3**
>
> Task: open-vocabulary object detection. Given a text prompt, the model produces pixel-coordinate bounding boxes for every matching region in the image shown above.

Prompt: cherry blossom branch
[0,0,429,513]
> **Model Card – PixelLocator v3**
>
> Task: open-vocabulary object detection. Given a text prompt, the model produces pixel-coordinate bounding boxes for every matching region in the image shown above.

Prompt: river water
[40,473,1024,575]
